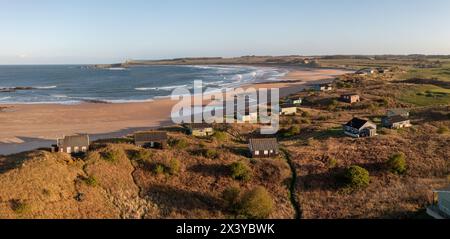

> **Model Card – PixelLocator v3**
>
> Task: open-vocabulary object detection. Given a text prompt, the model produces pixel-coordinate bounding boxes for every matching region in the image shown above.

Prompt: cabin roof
[280,103,297,108]
[134,131,168,142]
[384,115,410,124]
[249,138,279,151]
[345,118,371,129]
[58,134,89,147]
[341,93,360,97]
[388,108,409,115]
[189,123,213,130]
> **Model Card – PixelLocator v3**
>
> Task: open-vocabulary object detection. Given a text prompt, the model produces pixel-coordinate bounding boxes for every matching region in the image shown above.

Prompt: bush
[222,186,241,211]
[168,138,189,149]
[153,164,165,175]
[213,131,228,141]
[11,200,30,214]
[387,153,407,175]
[83,176,98,187]
[328,158,338,169]
[204,149,220,159]
[437,126,449,134]
[301,111,311,118]
[167,158,181,175]
[282,125,301,138]
[129,150,153,165]
[230,161,252,182]
[343,166,370,189]
[238,186,274,219]
[101,150,120,163]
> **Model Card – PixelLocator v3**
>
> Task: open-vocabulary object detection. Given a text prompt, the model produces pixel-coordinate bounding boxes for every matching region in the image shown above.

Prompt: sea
[0,65,288,104]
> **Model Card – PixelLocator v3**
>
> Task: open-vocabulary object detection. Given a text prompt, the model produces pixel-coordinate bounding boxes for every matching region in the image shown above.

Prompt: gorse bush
[343,166,370,189]
[168,138,189,149]
[387,153,407,175]
[83,176,98,187]
[213,131,228,141]
[222,186,241,212]
[152,158,182,176]
[101,150,120,163]
[237,186,274,219]
[11,200,30,214]
[230,161,252,182]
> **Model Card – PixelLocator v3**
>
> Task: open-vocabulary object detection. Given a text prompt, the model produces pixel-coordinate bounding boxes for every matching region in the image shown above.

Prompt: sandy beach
[0,67,350,155]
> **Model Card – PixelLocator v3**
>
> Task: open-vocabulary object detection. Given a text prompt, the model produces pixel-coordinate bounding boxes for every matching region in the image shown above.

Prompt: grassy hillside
[0,128,294,219]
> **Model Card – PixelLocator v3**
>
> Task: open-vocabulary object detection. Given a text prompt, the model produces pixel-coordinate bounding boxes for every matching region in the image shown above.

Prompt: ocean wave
[135,84,188,91]
[0,96,11,101]
[35,85,57,89]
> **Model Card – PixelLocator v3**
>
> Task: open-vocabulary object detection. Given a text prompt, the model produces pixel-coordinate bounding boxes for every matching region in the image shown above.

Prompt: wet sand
[0,67,350,155]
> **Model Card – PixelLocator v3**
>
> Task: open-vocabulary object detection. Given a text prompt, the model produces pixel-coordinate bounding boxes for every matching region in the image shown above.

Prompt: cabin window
[81,147,87,152]
[66,147,72,154]
[255,151,260,156]
[264,150,269,155]
[74,147,79,153]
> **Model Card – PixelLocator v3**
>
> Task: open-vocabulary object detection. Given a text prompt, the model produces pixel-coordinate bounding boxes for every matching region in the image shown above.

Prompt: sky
[1,0,450,64]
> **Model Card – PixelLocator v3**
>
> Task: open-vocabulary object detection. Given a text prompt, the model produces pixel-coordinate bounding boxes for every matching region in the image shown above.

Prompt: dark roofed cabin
[340,94,361,104]
[382,115,412,129]
[53,134,90,154]
[343,118,377,138]
[187,123,214,137]
[134,131,168,149]
[249,138,279,158]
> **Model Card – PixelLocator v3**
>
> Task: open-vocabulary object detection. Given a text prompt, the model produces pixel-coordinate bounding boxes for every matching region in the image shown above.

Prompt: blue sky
[1,0,450,64]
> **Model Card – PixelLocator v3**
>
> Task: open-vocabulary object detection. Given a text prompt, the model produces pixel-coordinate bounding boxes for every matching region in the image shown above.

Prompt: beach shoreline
[0,67,351,155]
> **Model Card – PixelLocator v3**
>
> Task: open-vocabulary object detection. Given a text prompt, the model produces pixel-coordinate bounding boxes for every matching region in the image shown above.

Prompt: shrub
[101,150,120,163]
[437,126,449,134]
[11,200,30,214]
[204,149,220,160]
[301,111,311,118]
[222,186,241,211]
[167,158,181,175]
[282,125,301,138]
[129,150,153,165]
[153,164,165,175]
[230,161,252,182]
[238,186,274,219]
[387,153,407,175]
[328,158,338,169]
[213,131,228,141]
[343,166,370,189]
[83,176,98,187]
[168,138,189,149]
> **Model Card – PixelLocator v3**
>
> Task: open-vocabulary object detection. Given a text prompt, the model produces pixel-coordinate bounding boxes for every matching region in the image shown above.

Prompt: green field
[399,85,450,106]
[401,61,450,82]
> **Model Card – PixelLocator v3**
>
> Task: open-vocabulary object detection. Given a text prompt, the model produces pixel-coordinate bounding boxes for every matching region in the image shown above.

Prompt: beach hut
[53,134,90,154]
[134,131,168,149]
[249,138,279,158]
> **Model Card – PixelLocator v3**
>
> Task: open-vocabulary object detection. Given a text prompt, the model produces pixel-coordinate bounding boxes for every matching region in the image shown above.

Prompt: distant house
[340,94,361,104]
[53,134,90,154]
[355,68,376,76]
[188,123,214,137]
[249,138,279,158]
[427,186,450,219]
[134,131,168,149]
[387,109,410,118]
[313,83,333,92]
[280,104,297,116]
[382,115,412,129]
[287,97,303,106]
[343,118,377,138]
[377,68,390,74]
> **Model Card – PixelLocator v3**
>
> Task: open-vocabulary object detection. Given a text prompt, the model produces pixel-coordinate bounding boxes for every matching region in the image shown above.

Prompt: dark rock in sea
[0,86,35,93]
